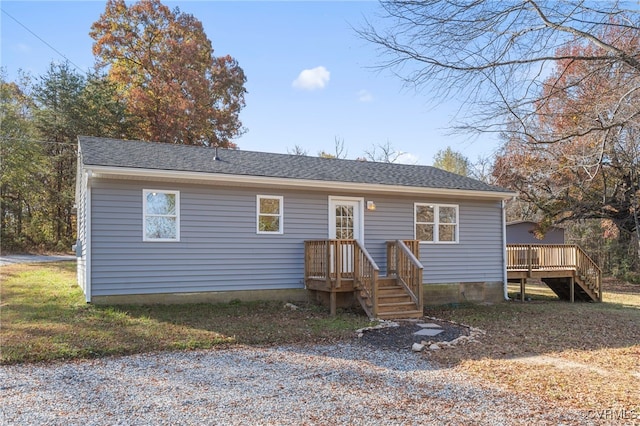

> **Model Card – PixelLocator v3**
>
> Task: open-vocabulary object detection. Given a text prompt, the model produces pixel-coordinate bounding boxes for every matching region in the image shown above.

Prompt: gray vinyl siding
[89,179,505,297]
[506,222,565,244]
[90,179,328,296]
[363,196,504,283]
[422,201,504,283]
[75,168,88,294]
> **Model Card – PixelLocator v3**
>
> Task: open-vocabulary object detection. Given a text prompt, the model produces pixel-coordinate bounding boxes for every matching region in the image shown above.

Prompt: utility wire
[0,136,78,146]
[1,8,87,75]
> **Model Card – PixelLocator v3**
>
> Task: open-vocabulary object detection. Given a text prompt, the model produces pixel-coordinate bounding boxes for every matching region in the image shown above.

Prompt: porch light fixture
[367,201,376,211]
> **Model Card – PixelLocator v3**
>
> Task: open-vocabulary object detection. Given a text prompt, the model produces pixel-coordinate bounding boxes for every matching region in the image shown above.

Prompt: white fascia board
[87,165,517,200]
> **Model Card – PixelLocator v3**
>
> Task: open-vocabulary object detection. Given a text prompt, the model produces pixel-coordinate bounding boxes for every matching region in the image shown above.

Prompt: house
[506,221,565,244]
[75,136,517,317]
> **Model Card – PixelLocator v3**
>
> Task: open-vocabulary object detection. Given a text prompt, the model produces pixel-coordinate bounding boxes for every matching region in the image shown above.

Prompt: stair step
[378,287,404,295]
[376,310,423,319]
[379,300,416,307]
[378,295,412,304]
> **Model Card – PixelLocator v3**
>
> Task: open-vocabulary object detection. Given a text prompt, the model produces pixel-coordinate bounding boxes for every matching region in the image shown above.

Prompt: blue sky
[1,1,502,165]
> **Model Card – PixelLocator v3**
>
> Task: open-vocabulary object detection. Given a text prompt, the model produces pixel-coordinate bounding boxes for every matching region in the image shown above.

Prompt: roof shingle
[78,136,512,194]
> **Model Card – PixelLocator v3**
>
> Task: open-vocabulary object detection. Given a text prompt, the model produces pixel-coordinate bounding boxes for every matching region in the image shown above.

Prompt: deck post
[527,245,533,277]
[520,278,525,302]
[570,276,575,303]
[335,241,342,289]
[329,291,337,316]
[325,241,331,289]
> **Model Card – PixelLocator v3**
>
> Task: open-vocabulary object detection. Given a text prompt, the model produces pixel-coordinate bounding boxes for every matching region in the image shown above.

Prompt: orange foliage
[90,0,246,147]
[494,22,640,243]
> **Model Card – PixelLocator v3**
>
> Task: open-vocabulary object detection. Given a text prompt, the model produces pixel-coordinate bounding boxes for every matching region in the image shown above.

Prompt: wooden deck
[304,239,423,319]
[506,244,602,302]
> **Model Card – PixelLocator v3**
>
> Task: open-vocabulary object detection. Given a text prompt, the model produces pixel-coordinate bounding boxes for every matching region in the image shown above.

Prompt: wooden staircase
[305,239,424,319]
[357,276,423,319]
[542,273,600,302]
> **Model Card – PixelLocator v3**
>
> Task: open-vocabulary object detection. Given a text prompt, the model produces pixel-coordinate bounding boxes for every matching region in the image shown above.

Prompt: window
[415,203,458,243]
[143,190,179,241]
[257,195,283,234]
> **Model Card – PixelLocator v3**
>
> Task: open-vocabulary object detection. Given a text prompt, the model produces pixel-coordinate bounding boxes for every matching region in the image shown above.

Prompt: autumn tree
[432,147,470,176]
[90,0,247,146]
[361,1,640,274]
[493,27,640,274]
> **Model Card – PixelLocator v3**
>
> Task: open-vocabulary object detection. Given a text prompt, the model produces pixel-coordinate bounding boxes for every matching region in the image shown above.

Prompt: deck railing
[506,244,602,301]
[507,244,576,273]
[304,239,381,317]
[575,246,603,301]
[305,239,354,288]
[386,240,420,275]
[353,240,380,318]
[387,240,423,310]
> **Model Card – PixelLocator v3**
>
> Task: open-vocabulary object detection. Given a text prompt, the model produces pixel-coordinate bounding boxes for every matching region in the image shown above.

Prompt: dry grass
[3,262,639,414]
[425,278,640,413]
[0,262,372,364]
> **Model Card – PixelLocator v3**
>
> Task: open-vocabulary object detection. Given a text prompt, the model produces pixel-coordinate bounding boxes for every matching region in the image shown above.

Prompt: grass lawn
[2,262,638,414]
[425,278,640,413]
[0,262,373,364]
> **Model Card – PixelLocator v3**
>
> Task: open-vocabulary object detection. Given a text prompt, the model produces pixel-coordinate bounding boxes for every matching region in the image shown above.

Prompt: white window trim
[414,203,459,244]
[256,195,284,235]
[143,189,180,242]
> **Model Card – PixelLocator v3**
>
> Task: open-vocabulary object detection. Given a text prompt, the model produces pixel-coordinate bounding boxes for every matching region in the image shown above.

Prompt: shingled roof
[78,136,513,194]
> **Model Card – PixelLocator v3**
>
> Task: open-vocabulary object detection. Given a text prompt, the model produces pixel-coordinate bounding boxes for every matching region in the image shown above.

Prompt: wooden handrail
[353,239,380,318]
[391,240,423,310]
[386,240,420,275]
[575,245,602,301]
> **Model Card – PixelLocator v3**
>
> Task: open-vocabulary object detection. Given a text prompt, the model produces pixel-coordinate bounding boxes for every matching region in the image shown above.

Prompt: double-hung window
[143,190,180,241]
[257,195,283,234]
[415,203,458,243]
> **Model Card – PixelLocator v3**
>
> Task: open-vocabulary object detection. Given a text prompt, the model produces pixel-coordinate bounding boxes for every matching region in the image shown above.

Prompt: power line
[0,136,78,146]
[1,8,87,75]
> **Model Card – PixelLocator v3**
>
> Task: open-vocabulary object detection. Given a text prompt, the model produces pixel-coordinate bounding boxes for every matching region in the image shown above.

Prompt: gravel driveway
[0,254,75,266]
[1,343,589,425]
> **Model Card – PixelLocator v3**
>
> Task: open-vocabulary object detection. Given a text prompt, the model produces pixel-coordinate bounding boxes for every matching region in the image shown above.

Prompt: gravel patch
[1,343,591,425]
[357,319,469,351]
[0,254,75,266]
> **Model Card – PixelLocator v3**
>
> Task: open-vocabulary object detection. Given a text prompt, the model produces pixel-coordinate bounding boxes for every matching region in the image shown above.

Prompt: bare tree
[287,145,308,156]
[363,140,405,163]
[359,1,640,144]
[318,136,348,159]
[361,1,640,271]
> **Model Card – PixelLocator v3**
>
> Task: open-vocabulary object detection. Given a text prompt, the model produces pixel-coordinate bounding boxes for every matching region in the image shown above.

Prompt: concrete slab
[417,323,442,329]
[414,329,444,337]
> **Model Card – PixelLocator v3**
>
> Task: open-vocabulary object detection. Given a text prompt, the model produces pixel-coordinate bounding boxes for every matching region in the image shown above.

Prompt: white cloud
[357,89,373,102]
[292,66,330,91]
[393,152,419,165]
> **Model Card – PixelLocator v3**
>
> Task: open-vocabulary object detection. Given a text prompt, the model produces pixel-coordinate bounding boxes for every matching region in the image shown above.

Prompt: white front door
[328,197,364,275]
[329,197,363,241]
